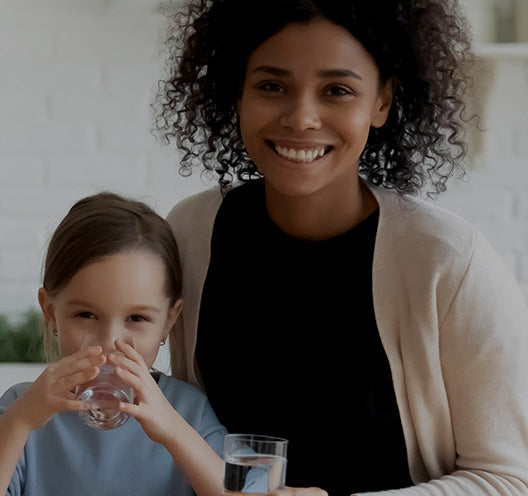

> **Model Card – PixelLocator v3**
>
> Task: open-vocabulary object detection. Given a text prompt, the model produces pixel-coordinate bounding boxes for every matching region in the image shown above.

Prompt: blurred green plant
[0,310,44,362]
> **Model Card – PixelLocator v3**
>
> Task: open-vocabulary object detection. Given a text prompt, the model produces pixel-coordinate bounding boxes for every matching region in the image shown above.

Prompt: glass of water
[75,332,135,430]
[223,434,288,494]
[76,363,135,430]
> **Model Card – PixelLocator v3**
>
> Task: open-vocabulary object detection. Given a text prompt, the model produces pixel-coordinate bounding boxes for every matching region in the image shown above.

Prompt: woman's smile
[238,18,393,200]
[265,140,333,165]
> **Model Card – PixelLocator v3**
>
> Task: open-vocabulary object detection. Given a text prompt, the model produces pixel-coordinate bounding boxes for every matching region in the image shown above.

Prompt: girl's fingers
[119,401,145,420]
[60,354,106,377]
[119,401,140,415]
[108,352,152,381]
[63,346,104,364]
[115,339,147,368]
[54,347,104,374]
[58,365,100,392]
[59,398,91,412]
[108,353,145,378]
[114,367,144,396]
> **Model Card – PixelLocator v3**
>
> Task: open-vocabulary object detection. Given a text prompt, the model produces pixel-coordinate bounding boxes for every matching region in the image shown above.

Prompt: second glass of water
[223,434,288,494]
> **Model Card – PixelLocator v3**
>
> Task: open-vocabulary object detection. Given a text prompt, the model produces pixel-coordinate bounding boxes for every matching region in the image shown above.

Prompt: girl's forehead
[67,252,165,287]
[55,252,168,307]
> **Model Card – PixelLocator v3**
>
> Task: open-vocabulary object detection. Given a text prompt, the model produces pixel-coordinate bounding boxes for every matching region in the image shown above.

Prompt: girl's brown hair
[41,192,182,361]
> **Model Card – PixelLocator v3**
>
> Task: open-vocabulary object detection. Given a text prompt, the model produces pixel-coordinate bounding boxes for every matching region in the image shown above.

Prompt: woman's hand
[9,346,105,432]
[109,339,181,445]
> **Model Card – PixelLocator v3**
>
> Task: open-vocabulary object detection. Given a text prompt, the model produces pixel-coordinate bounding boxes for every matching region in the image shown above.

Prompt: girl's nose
[98,325,129,354]
[279,94,322,131]
[98,325,135,355]
[98,331,118,355]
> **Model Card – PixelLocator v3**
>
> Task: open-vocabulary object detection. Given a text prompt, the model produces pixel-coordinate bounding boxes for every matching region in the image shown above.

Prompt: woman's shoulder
[166,186,224,258]
[371,183,478,253]
[166,186,223,229]
[369,183,484,290]
[166,180,262,228]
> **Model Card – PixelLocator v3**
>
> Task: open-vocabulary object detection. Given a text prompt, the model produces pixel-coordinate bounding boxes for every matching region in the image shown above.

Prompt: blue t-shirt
[0,372,227,496]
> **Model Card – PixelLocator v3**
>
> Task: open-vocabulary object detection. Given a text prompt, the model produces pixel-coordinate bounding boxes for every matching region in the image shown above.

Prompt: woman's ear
[371,76,397,128]
[38,287,56,330]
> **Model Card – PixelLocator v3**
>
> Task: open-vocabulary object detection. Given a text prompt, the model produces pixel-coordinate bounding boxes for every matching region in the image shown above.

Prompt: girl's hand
[9,346,105,432]
[109,339,181,445]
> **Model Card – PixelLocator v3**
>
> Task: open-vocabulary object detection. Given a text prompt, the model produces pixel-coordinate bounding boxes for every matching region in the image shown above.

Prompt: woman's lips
[266,140,333,163]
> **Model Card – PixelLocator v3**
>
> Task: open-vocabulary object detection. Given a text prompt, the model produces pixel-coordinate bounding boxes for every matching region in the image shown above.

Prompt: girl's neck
[263,176,378,242]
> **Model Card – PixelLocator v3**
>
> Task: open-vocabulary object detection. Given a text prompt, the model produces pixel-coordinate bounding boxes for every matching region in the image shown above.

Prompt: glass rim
[225,433,288,444]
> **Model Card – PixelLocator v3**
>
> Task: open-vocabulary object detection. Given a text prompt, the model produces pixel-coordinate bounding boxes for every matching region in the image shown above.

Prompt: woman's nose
[279,93,322,131]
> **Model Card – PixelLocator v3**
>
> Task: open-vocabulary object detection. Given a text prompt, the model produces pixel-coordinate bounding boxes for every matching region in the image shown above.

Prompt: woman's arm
[356,233,528,495]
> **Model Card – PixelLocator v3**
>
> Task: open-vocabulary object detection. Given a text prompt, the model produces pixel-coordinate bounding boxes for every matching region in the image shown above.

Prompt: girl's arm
[0,347,105,495]
[159,410,224,496]
[111,343,336,496]
[0,406,32,496]
[110,340,224,496]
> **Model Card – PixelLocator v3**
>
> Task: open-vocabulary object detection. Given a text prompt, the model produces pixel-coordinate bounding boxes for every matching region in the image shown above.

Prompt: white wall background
[0,0,215,324]
[0,1,527,329]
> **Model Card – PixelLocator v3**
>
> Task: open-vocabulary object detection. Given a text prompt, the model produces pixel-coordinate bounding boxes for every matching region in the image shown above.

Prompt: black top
[196,180,413,495]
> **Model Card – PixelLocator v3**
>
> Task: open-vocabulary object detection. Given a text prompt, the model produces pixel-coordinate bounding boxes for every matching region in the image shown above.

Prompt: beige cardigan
[167,182,528,495]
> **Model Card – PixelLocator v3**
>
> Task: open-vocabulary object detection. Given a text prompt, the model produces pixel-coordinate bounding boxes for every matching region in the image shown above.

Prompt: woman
[155,0,528,494]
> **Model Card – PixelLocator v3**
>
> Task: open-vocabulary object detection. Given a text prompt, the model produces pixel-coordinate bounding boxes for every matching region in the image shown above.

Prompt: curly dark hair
[153,0,475,197]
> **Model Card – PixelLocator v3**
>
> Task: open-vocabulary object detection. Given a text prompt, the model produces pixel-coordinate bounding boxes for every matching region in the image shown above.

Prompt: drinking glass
[75,332,135,430]
[223,434,288,494]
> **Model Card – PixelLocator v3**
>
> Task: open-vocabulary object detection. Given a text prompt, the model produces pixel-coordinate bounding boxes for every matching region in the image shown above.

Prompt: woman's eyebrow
[251,65,289,76]
[318,68,363,80]
[251,65,362,80]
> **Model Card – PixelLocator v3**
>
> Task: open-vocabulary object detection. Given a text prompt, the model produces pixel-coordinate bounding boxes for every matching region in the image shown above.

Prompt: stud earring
[160,337,167,346]
[51,327,58,336]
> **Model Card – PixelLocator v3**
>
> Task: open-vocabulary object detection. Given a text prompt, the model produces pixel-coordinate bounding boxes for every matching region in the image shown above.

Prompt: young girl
[0,192,227,496]
[154,0,528,495]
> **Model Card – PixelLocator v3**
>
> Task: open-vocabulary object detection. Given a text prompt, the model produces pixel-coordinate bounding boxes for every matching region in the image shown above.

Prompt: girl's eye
[325,86,353,97]
[258,82,284,93]
[129,314,149,323]
[76,312,95,319]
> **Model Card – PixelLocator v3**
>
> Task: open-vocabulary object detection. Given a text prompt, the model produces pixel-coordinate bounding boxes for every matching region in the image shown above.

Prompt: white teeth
[275,144,327,162]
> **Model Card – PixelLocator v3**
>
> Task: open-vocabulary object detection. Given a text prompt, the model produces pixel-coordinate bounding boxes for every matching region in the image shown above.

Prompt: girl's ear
[38,287,56,329]
[371,76,397,128]
[163,298,183,336]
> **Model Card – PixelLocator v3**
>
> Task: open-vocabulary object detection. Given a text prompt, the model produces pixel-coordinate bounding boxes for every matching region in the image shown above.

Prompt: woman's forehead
[245,19,379,80]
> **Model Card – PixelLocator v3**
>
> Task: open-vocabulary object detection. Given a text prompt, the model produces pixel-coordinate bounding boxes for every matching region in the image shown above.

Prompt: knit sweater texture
[167,181,528,495]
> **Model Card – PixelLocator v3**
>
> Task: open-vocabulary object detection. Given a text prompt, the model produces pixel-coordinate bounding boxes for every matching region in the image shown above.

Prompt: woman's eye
[325,86,353,97]
[258,82,284,93]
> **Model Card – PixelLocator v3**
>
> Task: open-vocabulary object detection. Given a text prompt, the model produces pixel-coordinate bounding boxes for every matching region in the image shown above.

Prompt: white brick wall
[436,54,528,301]
[0,0,213,324]
[0,0,527,326]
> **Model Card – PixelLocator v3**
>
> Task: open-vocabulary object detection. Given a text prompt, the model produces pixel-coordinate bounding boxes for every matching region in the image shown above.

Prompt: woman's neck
[263,177,378,242]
